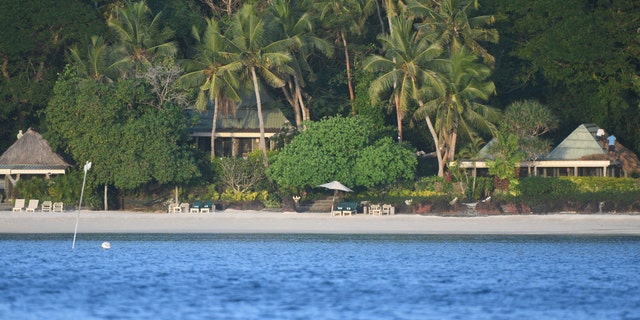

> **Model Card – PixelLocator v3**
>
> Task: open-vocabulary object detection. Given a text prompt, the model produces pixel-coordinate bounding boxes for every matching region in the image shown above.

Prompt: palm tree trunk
[449,130,458,162]
[341,31,356,115]
[251,67,269,167]
[294,75,309,125]
[425,116,445,177]
[394,94,403,142]
[282,79,303,128]
[211,97,220,160]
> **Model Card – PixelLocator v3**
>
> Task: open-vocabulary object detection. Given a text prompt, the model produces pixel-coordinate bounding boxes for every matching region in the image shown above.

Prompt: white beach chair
[41,201,52,212]
[168,202,180,213]
[52,202,64,213]
[382,204,395,215]
[25,199,39,212]
[12,199,25,212]
[369,204,382,216]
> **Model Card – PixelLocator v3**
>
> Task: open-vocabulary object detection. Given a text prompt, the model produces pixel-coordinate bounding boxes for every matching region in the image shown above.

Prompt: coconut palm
[67,36,119,84]
[364,15,445,142]
[107,0,177,76]
[407,0,499,65]
[314,0,376,114]
[269,0,333,128]
[180,18,243,160]
[414,49,500,176]
[225,4,295,167]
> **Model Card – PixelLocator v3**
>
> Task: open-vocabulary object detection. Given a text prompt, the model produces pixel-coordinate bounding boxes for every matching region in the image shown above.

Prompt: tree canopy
[45,67,199,192]
[3,0,640,193]
[267,116,417,189]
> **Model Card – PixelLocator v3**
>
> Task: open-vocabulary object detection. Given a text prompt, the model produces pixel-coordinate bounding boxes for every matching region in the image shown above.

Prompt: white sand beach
[1,210,640,235]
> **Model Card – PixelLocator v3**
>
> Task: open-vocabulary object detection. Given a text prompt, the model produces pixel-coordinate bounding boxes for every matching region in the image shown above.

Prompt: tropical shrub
[267,116,417,189]
[518,176,640,205]
[216,153,267,193]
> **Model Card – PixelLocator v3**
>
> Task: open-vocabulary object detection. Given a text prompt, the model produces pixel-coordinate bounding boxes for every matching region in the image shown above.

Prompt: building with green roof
[188,107,289,158]
[457,124,639,177]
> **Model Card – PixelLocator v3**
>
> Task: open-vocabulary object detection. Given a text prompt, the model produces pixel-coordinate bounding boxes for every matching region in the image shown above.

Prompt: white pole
[73,161,91,250]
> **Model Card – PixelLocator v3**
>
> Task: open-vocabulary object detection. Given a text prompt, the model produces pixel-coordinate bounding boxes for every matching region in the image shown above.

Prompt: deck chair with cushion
[12,199,25,212]
[200,201,214,213]
[336,201,358,216]
[190,201,202,213]
[25,199,39,212]
[41,201,53,212]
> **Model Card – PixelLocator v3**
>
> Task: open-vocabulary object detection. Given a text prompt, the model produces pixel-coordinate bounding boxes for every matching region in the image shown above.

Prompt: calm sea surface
[1,234,639,320]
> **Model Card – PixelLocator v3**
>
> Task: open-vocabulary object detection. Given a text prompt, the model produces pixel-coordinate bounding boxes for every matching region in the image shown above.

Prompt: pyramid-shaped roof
[544,123,606,160]
[0,128,70,173]
[473,139,497,160]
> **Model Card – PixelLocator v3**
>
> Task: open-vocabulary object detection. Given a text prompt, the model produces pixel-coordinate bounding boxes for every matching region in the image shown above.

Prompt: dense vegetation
[3,0,640,210]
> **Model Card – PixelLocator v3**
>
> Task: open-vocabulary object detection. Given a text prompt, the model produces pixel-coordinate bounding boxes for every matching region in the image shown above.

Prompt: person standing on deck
[607,134,617,156]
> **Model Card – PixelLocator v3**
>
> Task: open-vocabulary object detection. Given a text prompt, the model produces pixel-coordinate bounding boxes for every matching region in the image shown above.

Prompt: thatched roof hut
[0,128,70,192]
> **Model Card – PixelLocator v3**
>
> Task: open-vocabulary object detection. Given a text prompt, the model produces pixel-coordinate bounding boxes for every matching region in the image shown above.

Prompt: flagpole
[73,161,91,250]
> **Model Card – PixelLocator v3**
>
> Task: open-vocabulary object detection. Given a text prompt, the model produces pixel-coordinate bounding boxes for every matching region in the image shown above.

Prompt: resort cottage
[457,124,640,178]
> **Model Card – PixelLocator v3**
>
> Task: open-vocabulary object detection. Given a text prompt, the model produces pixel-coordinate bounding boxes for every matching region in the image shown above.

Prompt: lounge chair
[190,201,202,213]
[382,204,395,215]
[12,199,25,212]
[25,199,39,212]
[41,201,53,212]
[336,201,357,216]
[168,202,181,213]
[200,201,214,213]
[369,204,382,215]
[52,202,64,213]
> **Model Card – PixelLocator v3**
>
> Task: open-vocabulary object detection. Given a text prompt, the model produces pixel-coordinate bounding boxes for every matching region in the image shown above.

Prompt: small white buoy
[101,242,111,249]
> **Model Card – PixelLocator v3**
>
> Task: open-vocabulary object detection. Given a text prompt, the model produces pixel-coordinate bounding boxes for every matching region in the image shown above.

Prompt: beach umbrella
[318,181,353,206]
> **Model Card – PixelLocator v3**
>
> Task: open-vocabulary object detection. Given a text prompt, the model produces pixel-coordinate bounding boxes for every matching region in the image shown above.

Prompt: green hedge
[517,176,640,205]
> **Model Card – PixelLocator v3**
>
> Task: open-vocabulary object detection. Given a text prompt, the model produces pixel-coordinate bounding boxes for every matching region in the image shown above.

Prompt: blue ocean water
[0,234,639,320]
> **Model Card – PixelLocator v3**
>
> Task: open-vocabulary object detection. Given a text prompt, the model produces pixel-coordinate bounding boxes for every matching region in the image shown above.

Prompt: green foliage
[518,176,640,205]
[354,138,417,188]
[502,100,557,162]
[267,116,417,189]
[484,0,640,154]
[353,69,386,128]
[415,176,452,193]
[12,178,48,202]
[46,67,199,193]
[486,130,524,180]
[270,122,299,150]
[215,154,267,193]
[12,170,88,207]
[219,190,268,202]
[0,0,106,151]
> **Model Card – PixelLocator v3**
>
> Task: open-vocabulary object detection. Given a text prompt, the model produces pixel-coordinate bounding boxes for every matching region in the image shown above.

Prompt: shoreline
[1,210,640,235]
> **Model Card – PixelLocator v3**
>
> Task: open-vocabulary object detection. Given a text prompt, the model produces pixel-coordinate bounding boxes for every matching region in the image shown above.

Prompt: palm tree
[180,18,243,160]
[67,36,119,84]
[269,0,333,128]
[314,0,376,115]
[414,49,501,176]
[407,0,499,65]
[106,0,177,76]
[225,4,295,167]
[363,15,444,142]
